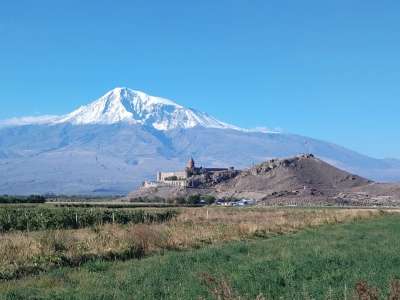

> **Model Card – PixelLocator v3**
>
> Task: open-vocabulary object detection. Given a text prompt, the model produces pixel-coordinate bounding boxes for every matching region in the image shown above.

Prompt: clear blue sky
[0,0,399,159]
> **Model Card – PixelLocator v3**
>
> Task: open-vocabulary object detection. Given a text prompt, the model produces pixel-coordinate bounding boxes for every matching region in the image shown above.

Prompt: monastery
[143,158,234,188]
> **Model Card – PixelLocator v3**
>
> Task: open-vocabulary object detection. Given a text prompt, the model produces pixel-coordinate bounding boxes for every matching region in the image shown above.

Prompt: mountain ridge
[0,87,243,131]
[0,88,399,195]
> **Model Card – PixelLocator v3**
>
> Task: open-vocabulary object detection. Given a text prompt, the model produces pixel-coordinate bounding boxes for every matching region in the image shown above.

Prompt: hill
[214,154,370,197]
[130,154,400,206]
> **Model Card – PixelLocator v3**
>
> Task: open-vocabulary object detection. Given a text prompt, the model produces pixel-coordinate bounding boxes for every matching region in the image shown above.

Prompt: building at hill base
[143,158,237,188]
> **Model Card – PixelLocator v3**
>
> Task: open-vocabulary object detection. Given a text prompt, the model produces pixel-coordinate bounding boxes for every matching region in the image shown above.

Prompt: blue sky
[0,0,399,159]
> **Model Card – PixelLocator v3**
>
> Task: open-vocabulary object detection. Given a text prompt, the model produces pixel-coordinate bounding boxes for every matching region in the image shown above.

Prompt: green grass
[1,214,400,299]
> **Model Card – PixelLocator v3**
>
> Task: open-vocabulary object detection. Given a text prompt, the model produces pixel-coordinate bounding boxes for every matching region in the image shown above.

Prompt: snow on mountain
[0,87,400,195]
[1,88,242,131]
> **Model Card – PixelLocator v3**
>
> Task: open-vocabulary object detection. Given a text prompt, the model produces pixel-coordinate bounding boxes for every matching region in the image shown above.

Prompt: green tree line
[0,195,46,204]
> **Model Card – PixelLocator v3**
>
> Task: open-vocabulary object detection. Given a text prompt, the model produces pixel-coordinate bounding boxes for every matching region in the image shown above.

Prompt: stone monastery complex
[144,158,235,188]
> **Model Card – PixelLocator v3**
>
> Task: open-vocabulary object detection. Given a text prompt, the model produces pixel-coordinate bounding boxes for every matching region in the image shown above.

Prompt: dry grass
[354,280,400,300]
[0,207,386,280]
[200,272,239,300]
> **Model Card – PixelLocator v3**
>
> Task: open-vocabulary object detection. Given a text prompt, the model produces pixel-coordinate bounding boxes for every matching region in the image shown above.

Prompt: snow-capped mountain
[0,88,241,131]
[0,87,399,195]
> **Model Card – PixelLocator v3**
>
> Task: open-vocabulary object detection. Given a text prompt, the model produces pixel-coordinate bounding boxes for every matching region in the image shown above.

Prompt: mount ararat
[0,87,399,195]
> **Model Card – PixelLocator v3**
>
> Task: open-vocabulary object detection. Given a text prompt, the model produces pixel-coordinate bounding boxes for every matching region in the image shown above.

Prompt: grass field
[0,207,382,282]
[1,214,400,299]
[0,208,398,299]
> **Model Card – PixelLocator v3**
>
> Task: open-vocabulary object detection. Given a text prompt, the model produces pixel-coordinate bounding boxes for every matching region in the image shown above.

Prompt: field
[0,206,398,299]
[0,206,177,232]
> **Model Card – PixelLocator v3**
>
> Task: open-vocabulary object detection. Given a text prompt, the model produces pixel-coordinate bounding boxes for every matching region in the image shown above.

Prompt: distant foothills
[0,87,399,195]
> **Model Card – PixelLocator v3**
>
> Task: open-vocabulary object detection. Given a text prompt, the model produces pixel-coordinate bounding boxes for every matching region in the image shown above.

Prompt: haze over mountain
[0,87,399,195]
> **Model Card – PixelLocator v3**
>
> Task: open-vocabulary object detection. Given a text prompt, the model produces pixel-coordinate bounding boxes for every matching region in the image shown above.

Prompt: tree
[175,197,186,205]
[187,194,201,205]
[202,195,216,205]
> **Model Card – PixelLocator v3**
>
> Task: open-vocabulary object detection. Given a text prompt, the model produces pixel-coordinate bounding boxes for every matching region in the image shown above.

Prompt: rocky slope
[130,154,400,206]
[214,154,370,196]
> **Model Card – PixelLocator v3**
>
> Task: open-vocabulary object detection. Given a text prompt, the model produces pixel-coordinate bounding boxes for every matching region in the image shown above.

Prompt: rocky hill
[130,154,400,206]
[214,154,370,198]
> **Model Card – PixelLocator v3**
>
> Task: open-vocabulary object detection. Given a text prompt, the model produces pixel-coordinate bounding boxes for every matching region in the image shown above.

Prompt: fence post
[25,211,29,232]
[75,213,78,227]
